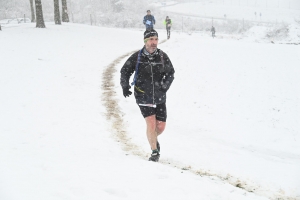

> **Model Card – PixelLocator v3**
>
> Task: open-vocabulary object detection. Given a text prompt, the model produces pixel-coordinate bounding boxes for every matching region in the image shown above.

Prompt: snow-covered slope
[157,0,300,44]
[160,0,300,23]
[118,29,300,199]
[0,23,299,200]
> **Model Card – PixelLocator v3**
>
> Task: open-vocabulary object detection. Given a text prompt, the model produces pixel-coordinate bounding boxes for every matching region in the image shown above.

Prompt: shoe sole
[149,155,160,162]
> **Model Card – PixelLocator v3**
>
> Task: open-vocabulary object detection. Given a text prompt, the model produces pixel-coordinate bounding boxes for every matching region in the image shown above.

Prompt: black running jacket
[120,47,175,105]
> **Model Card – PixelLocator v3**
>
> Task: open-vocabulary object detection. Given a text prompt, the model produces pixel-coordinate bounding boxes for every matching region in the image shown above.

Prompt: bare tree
[61,0,69,22]
[29,0,36,22]
[35,0,46,28]
[54,0,61,24]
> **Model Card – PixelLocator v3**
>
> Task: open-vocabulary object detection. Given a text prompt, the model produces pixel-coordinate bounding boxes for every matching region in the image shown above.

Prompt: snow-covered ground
[153,0,300,45]
[159,0,300,23]
[0,22,299,200]
[151,1,179,7]
[119,29,300,197]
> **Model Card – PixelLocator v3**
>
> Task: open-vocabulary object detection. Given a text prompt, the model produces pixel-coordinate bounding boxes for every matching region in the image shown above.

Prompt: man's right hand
[122,86,132,98]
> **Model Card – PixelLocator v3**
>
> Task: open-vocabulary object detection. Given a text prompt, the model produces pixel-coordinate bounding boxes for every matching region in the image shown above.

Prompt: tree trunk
[29,0,36,22]
[35,0,46,28]
[53,0,61,25]
[61,0,69,22]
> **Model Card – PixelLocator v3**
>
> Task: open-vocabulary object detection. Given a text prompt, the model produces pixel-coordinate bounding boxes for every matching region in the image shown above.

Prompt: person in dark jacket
[120,29,175,162]
[164,16,172,39]
[143,10,155,30]
[211,26,216,38]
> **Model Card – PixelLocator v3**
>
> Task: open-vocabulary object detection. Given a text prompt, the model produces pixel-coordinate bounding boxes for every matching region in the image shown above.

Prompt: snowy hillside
[155,0,300,44]
[158,0,300,22]
[0,22,299,200]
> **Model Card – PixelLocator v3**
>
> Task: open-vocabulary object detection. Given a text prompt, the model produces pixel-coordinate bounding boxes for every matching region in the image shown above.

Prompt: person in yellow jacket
[164,16,172,39]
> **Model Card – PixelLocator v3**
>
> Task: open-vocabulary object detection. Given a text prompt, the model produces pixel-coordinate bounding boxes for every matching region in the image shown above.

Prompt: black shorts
[138,103,167,122]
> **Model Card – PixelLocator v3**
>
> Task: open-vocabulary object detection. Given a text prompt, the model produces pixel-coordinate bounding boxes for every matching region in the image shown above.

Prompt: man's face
[147,11,151,15]
[145,36,158,53]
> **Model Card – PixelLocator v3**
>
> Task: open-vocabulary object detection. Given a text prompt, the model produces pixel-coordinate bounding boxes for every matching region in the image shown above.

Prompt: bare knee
[156,121,166,135]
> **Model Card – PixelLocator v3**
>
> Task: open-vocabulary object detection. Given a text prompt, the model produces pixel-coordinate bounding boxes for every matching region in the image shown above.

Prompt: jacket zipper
[150,62,155,105]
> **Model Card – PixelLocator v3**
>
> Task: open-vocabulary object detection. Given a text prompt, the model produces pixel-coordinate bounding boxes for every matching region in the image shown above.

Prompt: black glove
[122,86,132,98]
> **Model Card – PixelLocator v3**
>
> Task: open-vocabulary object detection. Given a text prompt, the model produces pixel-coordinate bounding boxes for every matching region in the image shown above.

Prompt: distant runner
[211,26,216,38]
[164,16,172,39]
[143,10,155,30]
